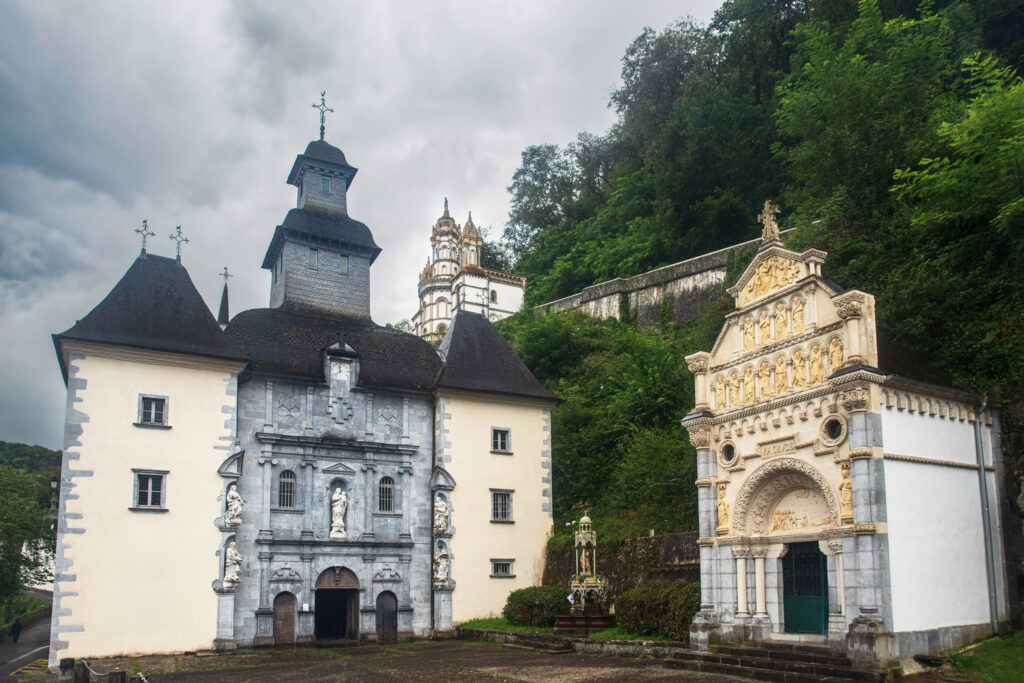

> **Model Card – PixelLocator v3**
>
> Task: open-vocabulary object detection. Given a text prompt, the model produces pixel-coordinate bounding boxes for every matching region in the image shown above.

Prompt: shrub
[502,586,569,627]
[614,582,700,641]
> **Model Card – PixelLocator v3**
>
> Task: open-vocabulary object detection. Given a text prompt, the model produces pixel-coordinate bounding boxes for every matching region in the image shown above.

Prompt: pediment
[430,466,456,490]
[218,450,245,478]
[323,462,356,474]
[728,246,826,309]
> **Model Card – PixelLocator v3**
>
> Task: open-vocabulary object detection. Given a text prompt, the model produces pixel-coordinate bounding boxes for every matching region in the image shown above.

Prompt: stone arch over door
[273,591,296,645]
[315,567,360,641]
[376,591,398,643]
[732,457,840,536]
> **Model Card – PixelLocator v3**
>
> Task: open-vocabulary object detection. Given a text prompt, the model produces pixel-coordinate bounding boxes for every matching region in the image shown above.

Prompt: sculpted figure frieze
[759,361,772,400]
[743,367,756,405]
[774,356,788,396]
[729,371,740,408]
[716,484,730,534]
[743,317,755,351]
[829,337,844,372]
[714,375,726,413]
[810,343,823,384]
[759,310,770,345]
[791,296,804,334]
[774,303,787,340]
[792,349,806,389]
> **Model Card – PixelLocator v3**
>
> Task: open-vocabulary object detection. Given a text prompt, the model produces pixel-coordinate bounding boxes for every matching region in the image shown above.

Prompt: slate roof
[225,306,442,390]
[54,254,240,379]
[261,209,381,268]
[436,310,556,402]
[303,139,350,167]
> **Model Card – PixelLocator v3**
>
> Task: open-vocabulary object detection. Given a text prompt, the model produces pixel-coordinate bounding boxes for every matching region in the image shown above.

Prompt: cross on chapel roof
[134,219,156,254]
[312,90,334,141]
[220,266,233,283]
[168,225,189,261]
[758,200,781,244]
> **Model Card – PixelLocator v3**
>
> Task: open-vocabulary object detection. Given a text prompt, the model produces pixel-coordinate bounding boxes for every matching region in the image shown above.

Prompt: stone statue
[791,297,804,334]
[224,541,243,588]
[839,464,853,519]
[433,496,450,534]
[729,371,740,408]
[743,366,756,405]
[743,317,755,351]
[583,546,593,575]
[714,375,726,412]
[225,485,244,526]
[829,338,844,371]
[759,361,772,400]
[433,544,449,583]
[716,485,730,531]
[330,488,348,539]
[774,303,787,340]
[758,199,781,243]
[755,260,771,296]
[759,310,770,345]
[792,349,806,389]
[774,356,788,395]
[810,343,823,384]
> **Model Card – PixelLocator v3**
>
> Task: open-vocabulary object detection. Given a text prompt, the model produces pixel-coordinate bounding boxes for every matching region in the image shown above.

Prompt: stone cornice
[883,452,993,472]
[255,431,419,457]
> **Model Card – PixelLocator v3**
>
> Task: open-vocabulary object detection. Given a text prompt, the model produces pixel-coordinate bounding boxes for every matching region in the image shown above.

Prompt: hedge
[614,581,700,641]
[502,586,568,627]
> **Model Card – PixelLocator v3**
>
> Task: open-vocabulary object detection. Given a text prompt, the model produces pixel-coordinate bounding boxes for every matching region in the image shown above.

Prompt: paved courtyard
[11,640,750,682]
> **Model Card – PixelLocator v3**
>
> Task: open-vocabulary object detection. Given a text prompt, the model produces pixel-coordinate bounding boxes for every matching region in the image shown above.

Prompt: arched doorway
[315,567,360,641]
[376,591,398,643]
[273,592,296,645]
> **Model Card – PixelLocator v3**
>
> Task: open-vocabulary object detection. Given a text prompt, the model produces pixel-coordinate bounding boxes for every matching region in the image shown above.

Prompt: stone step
[664,650,888,682]
[714,644,853,667]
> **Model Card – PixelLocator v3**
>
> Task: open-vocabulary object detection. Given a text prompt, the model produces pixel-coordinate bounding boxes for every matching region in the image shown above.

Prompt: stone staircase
[664,642,895,682]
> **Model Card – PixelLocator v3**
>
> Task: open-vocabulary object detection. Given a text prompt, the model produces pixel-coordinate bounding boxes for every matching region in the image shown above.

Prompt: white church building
[48,121,556,664]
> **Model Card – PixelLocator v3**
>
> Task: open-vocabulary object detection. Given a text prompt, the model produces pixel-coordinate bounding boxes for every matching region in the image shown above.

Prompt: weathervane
[312,90,334,141]
[220,266,233,283]
[169,226,189,261]
[134,219,156,254]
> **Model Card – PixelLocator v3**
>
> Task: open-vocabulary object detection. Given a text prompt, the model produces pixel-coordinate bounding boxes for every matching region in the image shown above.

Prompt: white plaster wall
[59,351,239,658]
[441,394,552,623]
[884,457,989,632]
[881,408,979,466]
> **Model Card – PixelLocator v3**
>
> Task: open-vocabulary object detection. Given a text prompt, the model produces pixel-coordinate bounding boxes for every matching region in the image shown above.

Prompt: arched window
[438,298,449,319]
[437,323,447,335]
[441,246,449,259]
[278,470,296,508]
[379,477,394,513]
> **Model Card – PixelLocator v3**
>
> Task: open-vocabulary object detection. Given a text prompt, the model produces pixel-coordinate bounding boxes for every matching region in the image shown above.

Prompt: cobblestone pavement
[57,641,749,683]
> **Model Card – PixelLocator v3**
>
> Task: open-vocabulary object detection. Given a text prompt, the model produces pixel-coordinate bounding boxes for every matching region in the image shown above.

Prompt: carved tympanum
[731,458,840,536]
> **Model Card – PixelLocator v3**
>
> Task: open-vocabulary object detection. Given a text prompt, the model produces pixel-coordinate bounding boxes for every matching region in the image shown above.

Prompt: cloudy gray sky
[0,0,721,450]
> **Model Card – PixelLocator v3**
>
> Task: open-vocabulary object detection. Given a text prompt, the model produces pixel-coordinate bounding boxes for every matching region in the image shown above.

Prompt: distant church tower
[413,199,525,340]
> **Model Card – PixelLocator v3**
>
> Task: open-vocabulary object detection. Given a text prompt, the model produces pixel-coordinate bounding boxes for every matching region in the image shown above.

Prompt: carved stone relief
[270,564,302,582]
[768,487,831,532]
[732,458,840,536]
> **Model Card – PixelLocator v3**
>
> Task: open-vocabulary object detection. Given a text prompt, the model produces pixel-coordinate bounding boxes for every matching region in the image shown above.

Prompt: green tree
[0,464,55,602]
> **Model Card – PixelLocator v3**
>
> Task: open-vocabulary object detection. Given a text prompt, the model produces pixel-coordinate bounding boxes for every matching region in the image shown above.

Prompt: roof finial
[220,266,233,283]
[312,90,334,141]
[758,200,781,243]
[169,226,189,262]
[218,267,232,327]
[134,219,155,254]
[443,196,449,217]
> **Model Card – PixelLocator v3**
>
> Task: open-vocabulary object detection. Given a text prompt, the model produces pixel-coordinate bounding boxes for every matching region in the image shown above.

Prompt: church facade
[681,208,1009,668]
[49,130,555,664]
[412,200,526,341]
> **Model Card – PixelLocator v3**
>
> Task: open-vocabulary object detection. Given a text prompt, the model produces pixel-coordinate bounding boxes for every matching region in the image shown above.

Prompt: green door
[783,542,827,634]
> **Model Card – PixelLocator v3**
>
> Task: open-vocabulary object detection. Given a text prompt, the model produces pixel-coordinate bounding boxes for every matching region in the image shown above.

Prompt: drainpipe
[430,392,437,636]
[973,397,999,634]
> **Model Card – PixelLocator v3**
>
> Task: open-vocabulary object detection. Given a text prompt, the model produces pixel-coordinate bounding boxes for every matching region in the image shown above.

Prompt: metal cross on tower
[169,226,189,261]
[134,219,156,254]
[312,91,334,141]
[220,266,233,283]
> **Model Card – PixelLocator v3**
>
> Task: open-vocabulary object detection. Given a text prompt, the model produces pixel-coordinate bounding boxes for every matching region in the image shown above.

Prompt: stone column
[733,546,749,617]
[257,449,276,539]
[834,292,868,366]
[300,457,315,535]
[361,464,377,540]
[752,546,768,618]
[686,353,712,411]
[399,466,412,541]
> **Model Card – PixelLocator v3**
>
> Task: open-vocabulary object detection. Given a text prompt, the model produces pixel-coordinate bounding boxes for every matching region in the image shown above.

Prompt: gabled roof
[226,305,441,390]
[261,208,381,268]
[54,254,239,379]
[436,310,556,402]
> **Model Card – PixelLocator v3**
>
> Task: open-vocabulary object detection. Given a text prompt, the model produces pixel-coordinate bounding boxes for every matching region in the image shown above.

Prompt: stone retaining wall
[456,627,690,658]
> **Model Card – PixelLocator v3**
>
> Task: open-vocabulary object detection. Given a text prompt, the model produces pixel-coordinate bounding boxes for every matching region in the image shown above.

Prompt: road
[0,614,49,682]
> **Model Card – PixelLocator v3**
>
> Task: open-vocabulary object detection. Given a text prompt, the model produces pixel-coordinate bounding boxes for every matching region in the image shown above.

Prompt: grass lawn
[458,617,554,633]
[952,632,1024,682]
[587,626,670,641]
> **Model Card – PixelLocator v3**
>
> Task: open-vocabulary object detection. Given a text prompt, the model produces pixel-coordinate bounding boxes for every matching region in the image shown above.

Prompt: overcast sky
[0,0,722,450]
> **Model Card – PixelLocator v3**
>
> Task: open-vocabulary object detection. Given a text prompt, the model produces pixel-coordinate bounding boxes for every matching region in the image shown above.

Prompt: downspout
[430,390,437,635]
[973,397,999,634]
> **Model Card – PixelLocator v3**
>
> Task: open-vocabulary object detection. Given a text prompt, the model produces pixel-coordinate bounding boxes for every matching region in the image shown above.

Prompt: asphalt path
[0,615,49,682]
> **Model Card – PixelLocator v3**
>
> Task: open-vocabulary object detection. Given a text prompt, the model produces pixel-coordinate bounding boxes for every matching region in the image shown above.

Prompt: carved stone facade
[681,224,1008,669]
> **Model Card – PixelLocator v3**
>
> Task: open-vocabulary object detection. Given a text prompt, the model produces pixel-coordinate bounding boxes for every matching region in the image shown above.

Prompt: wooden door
[273,592,296,645]
[783,542,827,634]
[376,591,398,643]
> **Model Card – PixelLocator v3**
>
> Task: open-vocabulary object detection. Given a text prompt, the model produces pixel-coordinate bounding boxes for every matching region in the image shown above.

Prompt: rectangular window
[491,489,513,522]
[309,248,318,269]
[136,395,169,428]
[490,559,515,577]
[321,175,332,194]
[491,428,510,453]
[339,255,349,275]
[132,470,168,511]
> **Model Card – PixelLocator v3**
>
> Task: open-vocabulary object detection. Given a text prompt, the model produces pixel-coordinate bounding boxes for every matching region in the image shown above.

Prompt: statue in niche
[759,309,770,345]
[433,543,450,583]
[716,484,730,531]
[583,545,593,575]
[433,496,450,534]
[791,297,804,334]
[839,463,853,519]
[809,343,824,384]
[224,485,244,526]
[792,349,806,389]
[774,356,788,395]
[714,375,726,412]
[743,367,756,405]
[774,303,787,340]
[729,371,740,408]
[759,361,772,400]
[743,317,755,351]
[829,337,844,371]
[330,488,348,539]
[223,541,243,588]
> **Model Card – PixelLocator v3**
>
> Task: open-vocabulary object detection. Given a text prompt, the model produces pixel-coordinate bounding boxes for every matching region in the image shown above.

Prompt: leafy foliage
[614,581,701,642]
[0,463,56,603]
[0,441,61,477]
[501,586,569,628]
